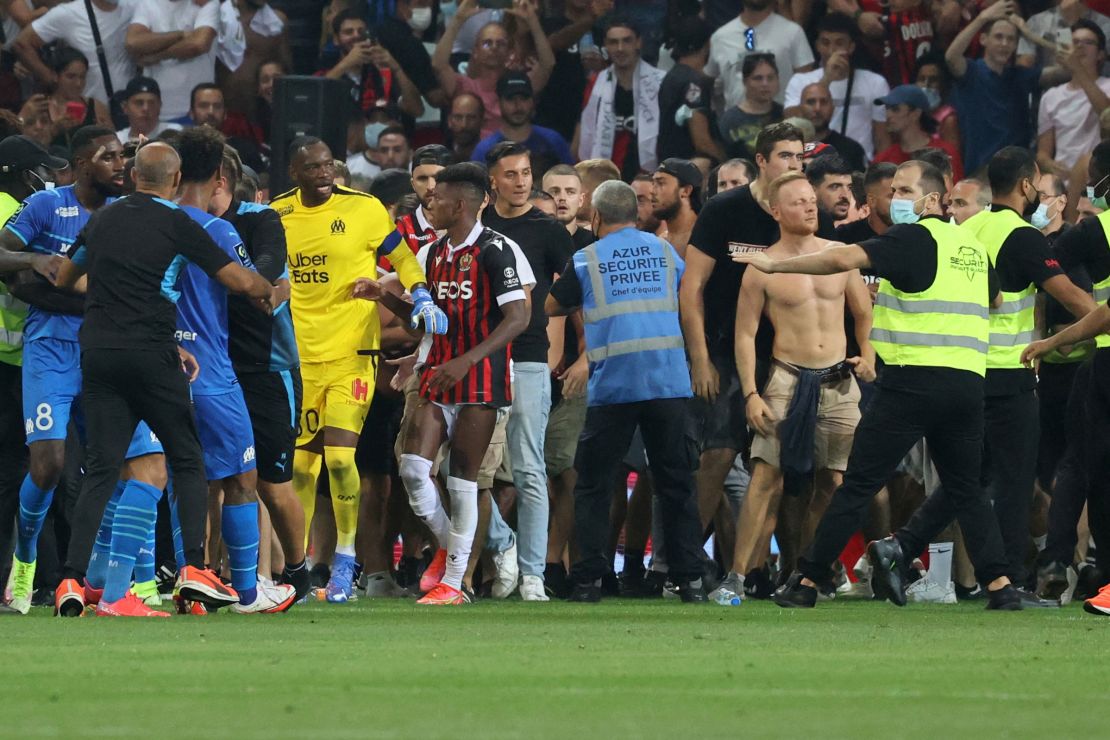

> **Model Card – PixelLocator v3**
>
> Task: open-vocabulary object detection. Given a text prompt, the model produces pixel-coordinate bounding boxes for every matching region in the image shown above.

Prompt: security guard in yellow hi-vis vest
[892,148,1095,608]
[734,159,1027,610]
[1029,139,1110,615]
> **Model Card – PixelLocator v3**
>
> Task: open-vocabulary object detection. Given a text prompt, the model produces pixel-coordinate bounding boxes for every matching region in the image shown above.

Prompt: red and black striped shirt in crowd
[383,206,438,271]
[418,223,524,407]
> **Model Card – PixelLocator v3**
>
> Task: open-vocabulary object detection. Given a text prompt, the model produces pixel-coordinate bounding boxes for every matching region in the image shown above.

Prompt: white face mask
[27,169,54,191]
[408,7,433,32]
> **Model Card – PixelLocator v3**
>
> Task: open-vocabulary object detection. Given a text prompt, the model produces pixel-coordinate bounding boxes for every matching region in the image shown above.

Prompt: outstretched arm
[732,243,871,275]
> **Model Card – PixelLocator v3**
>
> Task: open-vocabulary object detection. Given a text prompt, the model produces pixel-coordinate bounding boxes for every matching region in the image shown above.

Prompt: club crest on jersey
[458,253,473,271]
[331,217,346,235]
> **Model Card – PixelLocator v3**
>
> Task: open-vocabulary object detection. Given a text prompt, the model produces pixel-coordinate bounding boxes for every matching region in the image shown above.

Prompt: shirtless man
[710,172,875,605]
[650,158,701,257]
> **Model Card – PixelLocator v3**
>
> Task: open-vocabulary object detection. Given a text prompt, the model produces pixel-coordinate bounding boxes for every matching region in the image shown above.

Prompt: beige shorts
[544,393,588,476]
[394,372,507,489]
[750,364,861,472]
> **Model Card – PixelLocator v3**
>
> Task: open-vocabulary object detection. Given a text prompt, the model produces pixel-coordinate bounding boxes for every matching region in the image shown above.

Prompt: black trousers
[799,370,1010,586]
[1036,360,1081,490]
[63,347,209,577]
[1040,359,1091,568]
[1081,350,1110,570]
[0,360,27,585]
[569,397,703,585]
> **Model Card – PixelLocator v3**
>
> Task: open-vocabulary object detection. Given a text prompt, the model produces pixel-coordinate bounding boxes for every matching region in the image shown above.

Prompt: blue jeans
[507,362,551,577]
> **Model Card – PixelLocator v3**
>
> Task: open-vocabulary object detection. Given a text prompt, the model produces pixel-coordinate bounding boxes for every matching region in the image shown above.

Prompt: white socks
[399,454,449,544]
[443,476,478,590]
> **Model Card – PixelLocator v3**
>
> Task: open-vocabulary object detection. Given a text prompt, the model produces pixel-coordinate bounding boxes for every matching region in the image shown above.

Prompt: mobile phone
[65,101,86,122]
[478,0,513,9]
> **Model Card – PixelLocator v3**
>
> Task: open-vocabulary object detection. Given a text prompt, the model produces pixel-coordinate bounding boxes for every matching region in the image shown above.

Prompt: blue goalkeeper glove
[410,286,448,335]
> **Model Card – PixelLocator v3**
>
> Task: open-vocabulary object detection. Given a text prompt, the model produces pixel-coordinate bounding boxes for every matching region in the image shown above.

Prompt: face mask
[364,122,388,149]
[1030,203,1052,230]
[408,7,433,32]
[27,169,54,191]
[1087,185,1109,210]
[440,0,457,23]
[919,86,942,110]
[890,197,922,224]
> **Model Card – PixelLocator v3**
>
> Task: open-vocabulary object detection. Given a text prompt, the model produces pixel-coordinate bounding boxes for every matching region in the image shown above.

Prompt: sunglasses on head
[745,27,756,51]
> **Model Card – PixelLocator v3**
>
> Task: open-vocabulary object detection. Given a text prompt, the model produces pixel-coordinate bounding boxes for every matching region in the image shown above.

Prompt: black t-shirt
[481,204,575,363]
[561,226,596,367]
[657,62,713,161]
[1055,214,1110,285]
[613,85,639,181]
[822,130,867,172]
[688,183,836,352]
[860,217,1000,389]
[73,193,233,351]
[835,217,878,245]
[537,16,593,141]
[1044,224,1092,327]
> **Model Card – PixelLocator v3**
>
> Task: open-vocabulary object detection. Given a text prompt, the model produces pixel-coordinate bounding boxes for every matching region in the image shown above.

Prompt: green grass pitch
[3,598,1107,739]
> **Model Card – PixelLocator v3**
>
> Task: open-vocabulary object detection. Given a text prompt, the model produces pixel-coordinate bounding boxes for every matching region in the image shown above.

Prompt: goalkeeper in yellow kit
[272,137,447,602]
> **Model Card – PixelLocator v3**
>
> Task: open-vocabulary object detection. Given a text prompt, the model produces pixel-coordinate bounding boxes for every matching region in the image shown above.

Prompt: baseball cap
[875,84,930,110]
[656,158,702,189]
[124,76,161,100]
[496,71,533,99]
[0,135,69,174]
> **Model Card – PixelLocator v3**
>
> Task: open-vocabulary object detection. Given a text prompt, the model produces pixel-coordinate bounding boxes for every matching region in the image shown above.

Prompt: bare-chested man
[650,158,702,257]
[710,172,876,605]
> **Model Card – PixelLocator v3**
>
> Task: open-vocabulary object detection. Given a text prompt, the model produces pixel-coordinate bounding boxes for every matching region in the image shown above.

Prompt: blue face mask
[1030,202,1052,230]
[890,197,922,225]
[364,122,388,149]
[919,86,942,110]
[440,0,457,22]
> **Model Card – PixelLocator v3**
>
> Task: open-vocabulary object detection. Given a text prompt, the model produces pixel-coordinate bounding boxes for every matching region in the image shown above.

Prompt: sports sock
[15,475,55,563]
[166,476,185,569]
[103,480,161,604]
[133,525,157,585]
[292,449,323,549]
[324,445,360,555]
[282,558,309,595]
[87,481,125,589]
[443,476,478,590]
[399,453,449,544]
[222,501,260,605]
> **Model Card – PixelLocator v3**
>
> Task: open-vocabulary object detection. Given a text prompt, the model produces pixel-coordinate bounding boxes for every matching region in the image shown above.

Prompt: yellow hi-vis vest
[871,218,991,376]
[0,192,25,366]
[961,208,1037,369]
[1092,210,1110,349]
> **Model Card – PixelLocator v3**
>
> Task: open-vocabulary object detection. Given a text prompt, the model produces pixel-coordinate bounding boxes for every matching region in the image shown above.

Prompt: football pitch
[3,598,1107,739]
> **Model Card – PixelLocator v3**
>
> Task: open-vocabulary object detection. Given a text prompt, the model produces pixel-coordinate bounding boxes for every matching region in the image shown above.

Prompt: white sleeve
[1036,89,1054,137]
[871,76,890,122]
[790,26,815,70]
[783,73,805,108]
[30,3,72,43]
[195,0,220,30]
[130,0,155,29]
[502,237,536,288]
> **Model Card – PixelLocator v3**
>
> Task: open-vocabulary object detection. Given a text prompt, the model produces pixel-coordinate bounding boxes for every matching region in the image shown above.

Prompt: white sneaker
[361,571,411,598]
[906,578,957,604]
[519,574,549,601]
[229,578,297,614]
[852,554,872,582]
[491,538,519,599]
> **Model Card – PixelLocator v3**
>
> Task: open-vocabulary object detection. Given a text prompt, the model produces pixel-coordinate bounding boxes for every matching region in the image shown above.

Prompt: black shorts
[689,350,751,453]
[238,368,302,484]
[355,390,404,476]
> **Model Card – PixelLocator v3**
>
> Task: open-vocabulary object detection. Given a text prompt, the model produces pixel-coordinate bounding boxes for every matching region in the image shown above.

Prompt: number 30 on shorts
[296,408,320,438]
[24,403,54,435]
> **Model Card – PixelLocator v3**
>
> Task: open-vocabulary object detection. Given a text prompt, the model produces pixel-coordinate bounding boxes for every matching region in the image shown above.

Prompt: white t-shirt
[131,0,220,121]
[706,13,813,109]
[784,68,889,161]
[32,0,138,104]
[1038,78,1110,172]
[345,152,382,180]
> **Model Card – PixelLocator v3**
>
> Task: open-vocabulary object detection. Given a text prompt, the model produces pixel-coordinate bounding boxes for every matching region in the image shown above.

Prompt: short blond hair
[575,158,620,190]
[768,171,810,205]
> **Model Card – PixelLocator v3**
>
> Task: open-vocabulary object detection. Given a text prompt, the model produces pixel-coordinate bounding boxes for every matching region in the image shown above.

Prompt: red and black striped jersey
[882,5,934,87]
[380,206,438,272]
[419,223,525,406]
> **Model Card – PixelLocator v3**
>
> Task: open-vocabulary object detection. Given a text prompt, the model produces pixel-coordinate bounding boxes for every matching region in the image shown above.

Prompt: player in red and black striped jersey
[398,145,454,253]
[394,163,529,605]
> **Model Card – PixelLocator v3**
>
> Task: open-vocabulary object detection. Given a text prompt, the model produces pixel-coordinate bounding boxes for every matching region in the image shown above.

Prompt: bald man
[50,141,276,617]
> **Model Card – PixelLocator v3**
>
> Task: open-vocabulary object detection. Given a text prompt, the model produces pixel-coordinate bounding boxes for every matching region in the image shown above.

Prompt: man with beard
[807,153,854,222]
[0,127,170,615]
[482,142,575,601]
[180,83,266,173]
[651,158,701,256]
[448,93,484,163]
[397,144,454,255]
[632,173,664,236]
[836,161,895,243]
[797,82,866,172]
[472,72,573,177]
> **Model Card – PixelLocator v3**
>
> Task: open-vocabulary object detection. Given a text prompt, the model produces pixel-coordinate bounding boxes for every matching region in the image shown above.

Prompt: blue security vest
[575,226,692,406]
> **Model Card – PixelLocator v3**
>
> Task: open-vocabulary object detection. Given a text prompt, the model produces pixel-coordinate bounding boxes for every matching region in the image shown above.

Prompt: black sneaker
[568,580,602,603]
[601,570,620,597]
[955,582,985,601]
[155,562,178,594]
[744,568,775,600]
[1035,561,1070,601]
[544,562,570,600]
[700,554,722,594]
[867,537,910,607]
[309,562,331,589]
[772,571,817,609]
[673,578,708,603]
[619,569,665,598]
[282,563,312,603]
[1014,587,1060,608]
[985,584,1023,611]
[1074,565,1108,601]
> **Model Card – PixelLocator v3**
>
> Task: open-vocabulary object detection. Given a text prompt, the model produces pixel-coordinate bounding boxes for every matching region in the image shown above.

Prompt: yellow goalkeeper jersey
[272,185,426,362]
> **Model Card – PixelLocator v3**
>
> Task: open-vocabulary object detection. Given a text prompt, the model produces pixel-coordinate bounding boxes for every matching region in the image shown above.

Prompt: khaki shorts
[394,372,508,489]
[544,393,588,476]
[750,364,861,472]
